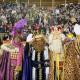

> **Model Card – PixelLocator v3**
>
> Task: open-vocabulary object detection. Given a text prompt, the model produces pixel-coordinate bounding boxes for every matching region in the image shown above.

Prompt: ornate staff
[56,54,59,80]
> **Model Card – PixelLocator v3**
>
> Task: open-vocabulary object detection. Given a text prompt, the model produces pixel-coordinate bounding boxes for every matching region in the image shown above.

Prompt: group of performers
[0,18,80,80]
[10,21,80,80]
[0,2,80,80]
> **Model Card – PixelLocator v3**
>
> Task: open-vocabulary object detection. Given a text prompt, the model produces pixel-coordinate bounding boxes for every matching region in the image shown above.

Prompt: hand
[15,66,21,72]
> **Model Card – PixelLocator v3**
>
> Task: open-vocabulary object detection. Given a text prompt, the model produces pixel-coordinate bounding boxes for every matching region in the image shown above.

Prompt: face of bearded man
[48,27,65,54]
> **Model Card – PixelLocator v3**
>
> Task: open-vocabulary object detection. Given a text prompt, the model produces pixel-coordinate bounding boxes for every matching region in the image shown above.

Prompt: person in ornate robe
[0,51,13,80]
[22,28,49,80]
[1,41,22,80]
[64,23,80,80]
[48,26,65,80]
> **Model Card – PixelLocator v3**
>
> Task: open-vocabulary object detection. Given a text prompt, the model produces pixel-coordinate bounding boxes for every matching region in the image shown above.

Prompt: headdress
[50,25,62,32]
[32,34,45,52]
[33,24,40,31]
[57,25,62,31]
[50,26,54,32]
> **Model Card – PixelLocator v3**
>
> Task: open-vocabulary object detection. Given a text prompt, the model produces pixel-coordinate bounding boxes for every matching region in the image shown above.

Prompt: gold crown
[32,34,45,52]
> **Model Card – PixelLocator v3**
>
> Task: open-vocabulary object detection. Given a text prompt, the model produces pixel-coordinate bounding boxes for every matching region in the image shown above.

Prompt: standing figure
[64,23,80,80]
[48,26,65,80]
[23,27,49,80]
[11,19,27,80]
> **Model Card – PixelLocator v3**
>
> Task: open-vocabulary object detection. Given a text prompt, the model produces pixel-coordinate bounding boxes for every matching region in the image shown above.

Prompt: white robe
[26,33,33,42]
[48,33,65,53]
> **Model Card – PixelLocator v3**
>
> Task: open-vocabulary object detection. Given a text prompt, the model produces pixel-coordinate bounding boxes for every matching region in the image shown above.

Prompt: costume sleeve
[26,34,33,42]
[61,33,66,41]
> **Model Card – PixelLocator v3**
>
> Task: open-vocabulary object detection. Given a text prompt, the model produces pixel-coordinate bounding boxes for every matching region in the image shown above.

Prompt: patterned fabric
[11,54,17,60]
[32,34,45,52]
[64,40,80,80]
[48,51,54,80]
[31,46,49,80]
[49,51,64,80]
[22,42,49,80]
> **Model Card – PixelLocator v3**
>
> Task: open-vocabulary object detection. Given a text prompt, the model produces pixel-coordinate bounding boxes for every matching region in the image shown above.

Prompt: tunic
[64,38,80,80]
[48,32,65,80]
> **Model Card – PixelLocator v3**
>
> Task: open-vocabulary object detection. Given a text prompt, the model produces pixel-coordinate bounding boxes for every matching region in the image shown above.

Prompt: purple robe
[0,51,13,80]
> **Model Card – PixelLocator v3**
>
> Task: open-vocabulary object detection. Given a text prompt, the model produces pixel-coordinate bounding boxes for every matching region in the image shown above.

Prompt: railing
[18,0,78,7]
[20,1,66,7]
[0,0,79,7]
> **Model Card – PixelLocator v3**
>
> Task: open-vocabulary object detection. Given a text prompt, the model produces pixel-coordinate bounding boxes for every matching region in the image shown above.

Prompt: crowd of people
[0,3,80,40]
[0,2,80,80]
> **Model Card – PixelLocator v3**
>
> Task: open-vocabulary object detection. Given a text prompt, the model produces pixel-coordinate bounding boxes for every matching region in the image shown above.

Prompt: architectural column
[52,0,55,8]
[40,0,41,7]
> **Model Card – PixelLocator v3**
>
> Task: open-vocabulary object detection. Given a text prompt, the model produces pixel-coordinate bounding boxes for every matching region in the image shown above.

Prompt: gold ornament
[32,34,45,53]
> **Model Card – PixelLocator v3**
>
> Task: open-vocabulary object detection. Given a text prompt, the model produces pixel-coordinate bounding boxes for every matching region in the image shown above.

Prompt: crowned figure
[48,25,65,80]
[64,23,80,80]
[22,25,49,80]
